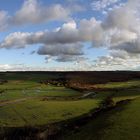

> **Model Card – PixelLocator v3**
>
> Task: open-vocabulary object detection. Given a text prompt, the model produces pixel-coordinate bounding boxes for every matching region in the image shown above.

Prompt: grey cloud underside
[0,19,103,62]
[0,18,103,47]
[93,0,140,69]
[55,55,86,62]
[110,41,140,54]
[37,43,83,56]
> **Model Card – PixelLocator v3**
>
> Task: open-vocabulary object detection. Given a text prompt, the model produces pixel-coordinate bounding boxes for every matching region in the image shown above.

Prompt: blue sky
[0,0,140,71]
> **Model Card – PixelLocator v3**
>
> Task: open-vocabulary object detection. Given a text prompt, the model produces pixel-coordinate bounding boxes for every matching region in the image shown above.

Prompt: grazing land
[62,98,140,140]
[0,71,140,140]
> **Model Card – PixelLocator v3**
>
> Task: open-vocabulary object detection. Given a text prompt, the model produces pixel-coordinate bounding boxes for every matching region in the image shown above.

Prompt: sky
[0,0,140,71]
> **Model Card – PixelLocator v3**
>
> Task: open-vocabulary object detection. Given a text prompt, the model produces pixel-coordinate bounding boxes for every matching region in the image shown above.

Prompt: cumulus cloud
[102,4,140,32]
[0,0,82,31]
[101,0,140,54]
[109,29,137,47]
[1,0,140,70]
[12,0,70,25]
[90,0,140,70]
[37,43,83,56]
[0,0,87,31]
[37,43,84,62]
[89,0,140,70]
[0,19,103,48]
[0,32,32,49]
[110,40,140,54]
[92,50,140,71]
[0,19,103,62]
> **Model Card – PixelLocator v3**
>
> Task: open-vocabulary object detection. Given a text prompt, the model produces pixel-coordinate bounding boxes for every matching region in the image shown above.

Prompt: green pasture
[94,80,140,89]
[0,80,82,101]
[1,77,140,140]
[0,99,98,127]
[62,97,140,140]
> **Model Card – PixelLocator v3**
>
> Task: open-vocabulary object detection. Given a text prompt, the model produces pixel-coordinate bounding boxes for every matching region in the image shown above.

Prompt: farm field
[0,72,140,139]
[1,0,140,139]
[0,99,98,127]
[0,75,98,128]
[62,98,140,140]
[0,80,82,101]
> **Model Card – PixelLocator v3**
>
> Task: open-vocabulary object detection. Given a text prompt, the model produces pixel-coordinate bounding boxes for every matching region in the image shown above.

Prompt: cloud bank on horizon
[0,0,140,71]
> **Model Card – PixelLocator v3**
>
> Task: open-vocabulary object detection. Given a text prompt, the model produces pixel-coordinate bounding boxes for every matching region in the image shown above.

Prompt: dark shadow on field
[94,89,140,100]
[59,99,132,140]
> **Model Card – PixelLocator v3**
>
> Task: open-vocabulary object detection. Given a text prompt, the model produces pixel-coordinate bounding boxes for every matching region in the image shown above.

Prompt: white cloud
[12,0,70,25]
[0,19,103,62]
[0,0,87,31]
[0,0,81,31]
[0,64,30,71]
[0,19,103,47]
[79,18,104,45]
[101,0,140,55]
[92,51,140,71]
[0,32,32,49]
[91,0,121,11]
[1,0,140,70]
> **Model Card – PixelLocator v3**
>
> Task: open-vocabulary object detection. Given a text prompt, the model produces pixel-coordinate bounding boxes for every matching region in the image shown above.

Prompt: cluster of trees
[39,78,69,87]
[0,80,8,85]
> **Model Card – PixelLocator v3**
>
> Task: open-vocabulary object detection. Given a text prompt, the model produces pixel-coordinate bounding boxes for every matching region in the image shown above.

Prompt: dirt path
[81,92,97,98]
[0,97,32,107]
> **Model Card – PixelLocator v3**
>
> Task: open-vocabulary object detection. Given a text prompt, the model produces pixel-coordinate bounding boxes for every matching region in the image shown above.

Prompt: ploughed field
[0,72,140,140]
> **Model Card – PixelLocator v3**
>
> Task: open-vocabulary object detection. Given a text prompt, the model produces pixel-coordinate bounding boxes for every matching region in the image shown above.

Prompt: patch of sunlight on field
[0,99,99,127]
[0,80,82,101]
[95,80,140,89]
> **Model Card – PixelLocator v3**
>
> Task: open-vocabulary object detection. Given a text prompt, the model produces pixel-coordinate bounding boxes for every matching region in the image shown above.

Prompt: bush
[100,95,115,109]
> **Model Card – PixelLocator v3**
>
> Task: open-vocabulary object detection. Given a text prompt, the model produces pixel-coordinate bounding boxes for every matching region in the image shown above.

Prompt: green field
[94,80,140,89]
[62,97,140,140]
[58,80,140,140]
[0,80,82,101]
[1,74,140,139]
[0,80,98,127]
[0,99,98,127]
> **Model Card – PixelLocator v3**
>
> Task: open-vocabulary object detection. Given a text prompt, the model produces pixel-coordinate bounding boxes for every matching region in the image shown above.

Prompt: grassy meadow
[62,97,140,140]
[0,99,98,127]
[0,72,140,139]
[0,78,97,127]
